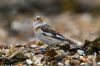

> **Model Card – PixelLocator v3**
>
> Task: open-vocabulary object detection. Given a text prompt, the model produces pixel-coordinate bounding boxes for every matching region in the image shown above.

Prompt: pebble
[77,49,84,55]
[26,59,33,65]
[69,59,81,65]
[80,56,90,62]
[30,45,39,49]
[58,62,64,66]
[97,62,100,65]
[33,54,44,65]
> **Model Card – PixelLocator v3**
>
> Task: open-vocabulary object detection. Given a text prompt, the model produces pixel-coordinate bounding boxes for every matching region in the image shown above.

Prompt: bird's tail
[64,38,78,48]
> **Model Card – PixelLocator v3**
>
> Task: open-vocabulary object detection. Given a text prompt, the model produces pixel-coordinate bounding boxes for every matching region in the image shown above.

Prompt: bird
[33,16,77,49]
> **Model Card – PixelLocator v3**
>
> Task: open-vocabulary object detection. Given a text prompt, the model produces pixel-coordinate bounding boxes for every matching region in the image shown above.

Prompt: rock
[26,59,33,65]
[45,49,57,57]
[80,63,91,66]
[79,56,90,62]
[33,54,44,65]
[97,62,100,66]
[69,59,80,65]
[54,55,65,62]
[77,49,84,55]
[58,62,64,66]
[0,28,8,40]
[30,45,39,49]
[64,60,70,66]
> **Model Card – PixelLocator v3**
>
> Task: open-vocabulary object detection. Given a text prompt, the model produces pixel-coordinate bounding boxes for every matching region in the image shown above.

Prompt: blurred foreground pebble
[0,35,99,66]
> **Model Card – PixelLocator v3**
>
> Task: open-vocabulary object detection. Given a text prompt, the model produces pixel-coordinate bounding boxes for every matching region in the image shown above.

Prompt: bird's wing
[40,25,69,41]
[40,25,77,47]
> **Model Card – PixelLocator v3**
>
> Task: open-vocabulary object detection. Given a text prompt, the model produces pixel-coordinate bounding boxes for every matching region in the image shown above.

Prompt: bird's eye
[37,17,40,20]
[33,16,44,22]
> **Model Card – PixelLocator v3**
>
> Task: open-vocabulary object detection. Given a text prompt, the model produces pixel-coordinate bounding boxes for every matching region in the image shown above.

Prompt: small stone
[30,45,39,48]
[80,63,90,66]
[69,59,80,65]
[26,59,33,65]
[33,54,44,65]
[45,49,57,57]
[97,62,100,66]
[80,56,90,62]
[37,63,43,66]
[64,60,70,66]
[77,50,84,55]
[58,62,64,66]
[56,49,66,55]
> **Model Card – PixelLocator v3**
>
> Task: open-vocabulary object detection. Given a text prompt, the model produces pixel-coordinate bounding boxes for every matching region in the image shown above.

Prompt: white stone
[26,59,33,65]
[77,50,84,55]
[58,62,64,66]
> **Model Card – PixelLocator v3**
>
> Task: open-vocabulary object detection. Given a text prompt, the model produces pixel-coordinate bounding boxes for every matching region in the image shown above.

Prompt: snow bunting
[33,16,77,48]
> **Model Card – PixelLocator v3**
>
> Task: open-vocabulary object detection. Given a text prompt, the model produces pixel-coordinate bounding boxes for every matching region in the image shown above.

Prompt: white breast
[34,29,61,45]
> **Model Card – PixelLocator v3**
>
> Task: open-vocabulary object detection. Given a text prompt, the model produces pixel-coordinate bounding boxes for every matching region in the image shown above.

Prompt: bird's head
[34,16,44,22]
[33,16,47,30]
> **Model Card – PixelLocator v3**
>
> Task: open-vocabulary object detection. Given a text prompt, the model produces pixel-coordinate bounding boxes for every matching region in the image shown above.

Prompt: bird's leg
[46,45,51,50]
[46,44,53,50]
